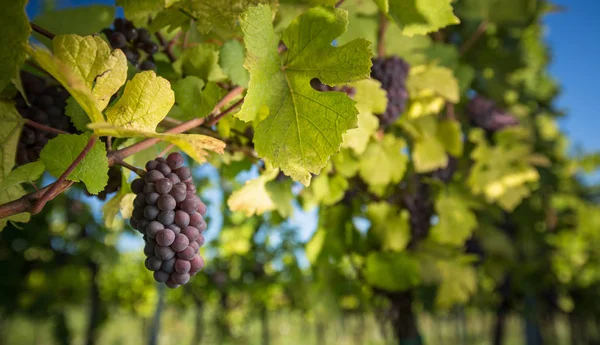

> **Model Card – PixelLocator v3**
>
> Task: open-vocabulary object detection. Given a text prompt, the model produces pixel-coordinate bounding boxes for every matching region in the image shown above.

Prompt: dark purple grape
[174,210,190,228]
[137,219,149,233]
[155,157,166,164]
[157,210,175,225]
[175,260,191,274]
[177,246,195,260]
[146,221,164,238]
[145,192,159,205]
[140,60,156,71]
[157,194,176,211]
[176,167,191,180]
[182,226,199,242]
[146,160,159,171]
[180,198,199,214]
[466,95,519,132]
[129,218,139,230]
[21,128,36,145]
[196,235,205,247]
[166,173,180,184]
[166,224,181,234]
[146,256,162,271]
[189,241,199,253]
[197,201,207,216]
[156,178,173,194]
[171,233,189,252]
[145,170,164,183]
[143,183,156,194]
[143,205,160,220]
[123,27,138,41]
[114,18,125,31]
[155,245,175,260]
[167,152,184,169]
[189,213,203,228]
[132,207,144,221]
[134,194,146,208]
[370,56,410,127]
[189,255,204,275]
[197,218,207,232]
[156,229,175,246]
[166,279,180,288]
[137,28,151,42]
[161,257,176,273]
[144,240,156,256]
[154,270,170,283]
[110,32,127,49]
[156,163,171,176]
[143,42,159,54]
[172,272,190,285]
[131,179,145,194]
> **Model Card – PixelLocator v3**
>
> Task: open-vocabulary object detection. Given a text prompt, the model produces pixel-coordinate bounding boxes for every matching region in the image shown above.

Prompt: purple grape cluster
[403,178,434,246]
[370,56,410,127]
[310,78,356,98]
[15,72,74,165]
[466,95,519,132]
[103,18,158,71]
[130,152,207,288]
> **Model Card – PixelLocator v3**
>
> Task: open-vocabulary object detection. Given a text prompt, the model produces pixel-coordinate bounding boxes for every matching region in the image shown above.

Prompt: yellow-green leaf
[228,168,280,216]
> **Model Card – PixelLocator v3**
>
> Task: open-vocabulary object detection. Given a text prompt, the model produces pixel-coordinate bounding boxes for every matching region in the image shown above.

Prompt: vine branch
[377,12,388,57]
[206,98,244,126]
[30,135,98,215]
[25,119,69,135]
[460,20,488,56]
[30,22,55,40]
[155,32,177,63]
[0,87,245,219]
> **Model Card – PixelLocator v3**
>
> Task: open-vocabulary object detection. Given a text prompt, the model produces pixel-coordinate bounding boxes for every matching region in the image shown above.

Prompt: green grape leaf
[306,229,326,264]
[456,0,537,25]
[0,161,45,192]
[342,80,386,154]
[65,97,91,132]
[179,0,275,34]
[53,35,128,112]
[429,193,477,246]
[27,44,104,124]
[413,138,447,173]
[435,259,477,309]
[467,128,539,210]
[331,148,359,178]
[436,119,463,157]
[381,0,460,36]
[149,8,191,33]
[336,0,379,46]
[0,101,24,179]
[227,168,284,216]
[407,64,459,103]
[40,133,109,194]
[220,221,257,256]
[103,173,133,229]
[0,0,29,93]
[219,40,250,88]
[116,0,165,26]
[172,77,226,120]
[177,44,226,82]
[367,202,411,251]
[364,252,421,291]
[104,71,174,131]
[265,179,294,217]
[359,134,408,188]
[32,5,115,42]
[302,173,348,208]
[238,5,372,185]
[0,185,29,230]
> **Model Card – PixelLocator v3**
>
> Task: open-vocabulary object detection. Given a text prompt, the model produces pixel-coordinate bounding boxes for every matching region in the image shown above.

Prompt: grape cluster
[94,166,122,200]
[103,18,158,71]
[466,95,519,132]
[370,56,410,127]
[130,153,206,288]
[15,72,73,165]
[403,177,434,246]
[310,78,356,98]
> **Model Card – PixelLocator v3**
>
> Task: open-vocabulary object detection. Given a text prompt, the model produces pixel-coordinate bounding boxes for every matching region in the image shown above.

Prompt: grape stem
[206,98,244,126]
[0,87,244,220]
[30,135,98,215]
[335,0,345,7]
[459,20,488,56]
[377,13,388,57]
[115,160,146,177]
[155,32,177,63]
[25,119,69,135]
[30,22,55,40]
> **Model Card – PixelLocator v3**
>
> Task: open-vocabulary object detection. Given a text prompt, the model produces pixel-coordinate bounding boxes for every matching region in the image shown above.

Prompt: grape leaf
[177,45,226,82]
[367,202,411,251]
[0,161,45,192]
[332,148,359,178]
[179,0,276,34]
[53,35,128,112]
[380,0,460,36]
[65,97,91,132]
[227,168,280,216]
[435,259,477,309]
[116,0,165,26]
[0,0,29,93]
[238,5,372,185]
[436,119,463,157]
[456,0,537,25]
[302,173,348,208]
[27,44,105,124]
[32,5,115,42]
[341,80,386,155]
[429,193,477,246]
[413,139,447,173]
[364,252,421,291]
[40,133,109,194]
[104,71,174,131]
[149,8,191,33]
[265,179,294,217]
[219,40,250,88]
[407,65,459,103]
[359,134,408,189]
[0,101,24,179]
[172,76,226,120]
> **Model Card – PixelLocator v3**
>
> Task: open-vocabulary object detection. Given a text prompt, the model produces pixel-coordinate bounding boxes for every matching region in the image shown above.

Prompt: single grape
[131,179,145,194]
[110,32,127,49]
[166,173,180,184]
[174,210,190,228]
[123,27,138,41]
[137,28,151,42]
[146,160,159,171]
[129,218,139,230]
[197,218,207,232]
[170,183,187,203]
[146,256,162,271]
[197,201,207,216]
[189,213,203,228]
[182,226,200,242]
[153,270,170,283]
[143,205,160,220]
[196,235,205,247]
[180,198,199,214]
[172,272,190,285]
[157,210,175,225]
[140,60,156,71]
[143,42,159,55]
[161,257,176,273]
[155,245,176,260]
[176,166,191,180]
[146,221,164,238]
[156,229,176,246]
[189,241,199,253]
[114,18,125,31]
[145,170,164,183]
[155,157,166,164]
[166,224,181,234]
[137,219,149,233]
[171,233,189,252]
[156,178,173,194]
[145,192,160,205]
[132,207,144,221]
[165,279,180,289]
[157,194,176,211]
[177,246,196,260]
[189,255,204,275]
[166,152,184,169]
[175,259,191,274]
[157,163,171,176]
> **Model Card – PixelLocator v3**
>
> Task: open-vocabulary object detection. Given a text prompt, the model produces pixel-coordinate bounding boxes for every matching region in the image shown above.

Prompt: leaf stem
[335,0,345,8]
[377,12,388,57]
[25,119,69,135]
[206,98,244,126]
[459,20,488,56]
[31,135,98,215]
[30,22,55,40]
